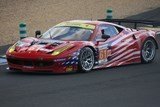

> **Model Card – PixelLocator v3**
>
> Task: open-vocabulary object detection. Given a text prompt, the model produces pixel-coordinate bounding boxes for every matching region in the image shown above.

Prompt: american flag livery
[6,20,158,73]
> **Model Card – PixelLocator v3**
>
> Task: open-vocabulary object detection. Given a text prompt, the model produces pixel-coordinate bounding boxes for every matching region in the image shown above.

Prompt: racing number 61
[99,49,111,60]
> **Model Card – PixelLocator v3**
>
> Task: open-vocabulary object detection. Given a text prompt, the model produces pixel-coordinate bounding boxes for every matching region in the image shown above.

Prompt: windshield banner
[56,22,95,30]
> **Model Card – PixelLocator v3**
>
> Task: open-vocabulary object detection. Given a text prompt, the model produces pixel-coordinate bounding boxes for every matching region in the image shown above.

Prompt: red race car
[6,20,159,73]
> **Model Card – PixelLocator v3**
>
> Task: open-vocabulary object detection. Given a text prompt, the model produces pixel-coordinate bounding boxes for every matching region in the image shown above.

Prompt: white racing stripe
[117,51,140,64]
[106,63,113,67]
[112,31,147,54]
[109,49,137,62]
[111,32,135,46]
[111,31,147,51]
[112,40,137,56]
[106,51,140,67]
[120,51,140,60]
[104,49,139,66]
[98,35,132,49]
[100,49,137,68]
[94,50,140,68]
[99,32,137,49]
[118,56,140,66]
[113,38,134,51]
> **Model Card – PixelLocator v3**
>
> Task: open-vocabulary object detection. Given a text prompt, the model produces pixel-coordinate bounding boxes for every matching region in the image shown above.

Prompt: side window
[100,25,119,37]
[95,28,103,40]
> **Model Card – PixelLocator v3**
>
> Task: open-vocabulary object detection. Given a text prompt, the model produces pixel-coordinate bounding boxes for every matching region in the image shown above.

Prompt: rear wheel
[78,47,94,73]
[141,38,156,63]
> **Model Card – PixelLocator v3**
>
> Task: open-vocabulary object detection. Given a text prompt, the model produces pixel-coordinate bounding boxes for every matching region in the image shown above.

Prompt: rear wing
[98,19,160,47]
[98,19,160,29]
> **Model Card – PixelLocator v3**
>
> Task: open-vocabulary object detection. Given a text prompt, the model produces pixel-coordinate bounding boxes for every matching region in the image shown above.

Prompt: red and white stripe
[95,31,145,69]
[117,56,140,66]
[104,51,140,68]
[111,39,137,57]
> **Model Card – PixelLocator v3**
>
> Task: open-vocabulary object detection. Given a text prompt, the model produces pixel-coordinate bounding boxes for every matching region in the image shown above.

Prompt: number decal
[99,49,111,60]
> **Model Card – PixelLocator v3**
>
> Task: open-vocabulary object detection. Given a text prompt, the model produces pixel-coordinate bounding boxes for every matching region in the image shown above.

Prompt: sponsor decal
[23,66,34,69]
[66,66,73,72]
[56,22,95,30]
[54,58,66,62]
[38,57,44,61]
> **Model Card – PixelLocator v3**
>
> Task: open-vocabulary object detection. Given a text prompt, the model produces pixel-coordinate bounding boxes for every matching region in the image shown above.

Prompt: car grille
[7,58,54,67]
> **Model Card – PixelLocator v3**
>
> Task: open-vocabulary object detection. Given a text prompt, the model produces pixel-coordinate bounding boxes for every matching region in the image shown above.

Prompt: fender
[134,30,158,49]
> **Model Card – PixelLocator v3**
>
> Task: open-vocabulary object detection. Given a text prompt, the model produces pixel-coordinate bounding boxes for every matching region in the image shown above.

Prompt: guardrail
[98,19,160,29]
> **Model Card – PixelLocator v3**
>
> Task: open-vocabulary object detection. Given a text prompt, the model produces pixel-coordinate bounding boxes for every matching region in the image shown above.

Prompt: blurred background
[0,0,160,46]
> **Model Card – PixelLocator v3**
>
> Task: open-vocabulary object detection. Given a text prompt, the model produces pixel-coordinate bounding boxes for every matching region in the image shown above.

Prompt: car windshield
[41,26,94,41]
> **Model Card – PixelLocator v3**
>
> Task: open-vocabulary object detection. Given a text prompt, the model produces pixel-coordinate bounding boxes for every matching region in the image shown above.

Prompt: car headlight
[52,45,73,56]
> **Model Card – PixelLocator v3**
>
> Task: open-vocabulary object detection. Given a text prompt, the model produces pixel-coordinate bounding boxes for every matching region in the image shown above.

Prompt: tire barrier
[19,22,27,39]
[106,9,113,19]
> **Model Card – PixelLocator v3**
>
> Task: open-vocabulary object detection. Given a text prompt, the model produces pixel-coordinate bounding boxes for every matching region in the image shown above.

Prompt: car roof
[65,20,126,29]
[67,20,108,25]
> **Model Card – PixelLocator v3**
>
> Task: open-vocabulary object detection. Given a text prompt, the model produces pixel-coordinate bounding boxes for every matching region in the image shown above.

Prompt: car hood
[13,37,92,54]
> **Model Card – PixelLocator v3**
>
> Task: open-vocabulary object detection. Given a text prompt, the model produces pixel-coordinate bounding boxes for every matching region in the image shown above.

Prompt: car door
[95,24,140,68]
[114,29,141,65]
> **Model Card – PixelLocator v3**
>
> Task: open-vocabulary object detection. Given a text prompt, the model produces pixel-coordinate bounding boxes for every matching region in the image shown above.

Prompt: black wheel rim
[80,49,94,71]
[142,40,155,62]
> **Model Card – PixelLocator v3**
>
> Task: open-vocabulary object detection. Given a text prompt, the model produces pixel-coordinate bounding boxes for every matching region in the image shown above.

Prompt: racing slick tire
[141,38,156,63]
[78,47,95,73]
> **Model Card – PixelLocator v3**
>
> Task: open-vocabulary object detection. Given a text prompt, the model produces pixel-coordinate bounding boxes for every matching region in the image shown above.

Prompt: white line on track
[0,63,7,66]
[0,58,7,66]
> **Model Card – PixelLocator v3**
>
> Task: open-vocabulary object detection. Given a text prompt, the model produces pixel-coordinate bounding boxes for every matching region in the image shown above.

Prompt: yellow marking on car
[8,44,16,53]
[52,45,73,56]
[56,22,95,30]
[66,66,73,72]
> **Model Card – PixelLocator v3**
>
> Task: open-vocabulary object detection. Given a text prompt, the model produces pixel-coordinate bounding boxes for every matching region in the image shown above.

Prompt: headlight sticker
[8,44,16,53]
[52,45,73,56]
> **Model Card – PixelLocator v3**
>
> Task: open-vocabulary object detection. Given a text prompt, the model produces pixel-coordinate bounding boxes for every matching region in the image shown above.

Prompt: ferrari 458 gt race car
[6,20,159,73]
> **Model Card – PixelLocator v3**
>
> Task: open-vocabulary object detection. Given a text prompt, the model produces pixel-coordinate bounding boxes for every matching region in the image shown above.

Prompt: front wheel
[78,47,95,73]
[141,38,156,63]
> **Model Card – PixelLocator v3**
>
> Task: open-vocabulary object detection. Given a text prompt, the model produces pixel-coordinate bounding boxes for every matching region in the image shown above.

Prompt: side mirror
[101,29,110,40]
[102,34,110,39]
[35,30,41,38]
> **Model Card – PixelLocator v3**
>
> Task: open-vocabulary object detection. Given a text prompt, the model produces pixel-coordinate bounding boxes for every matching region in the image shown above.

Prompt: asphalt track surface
[0,8,160,107]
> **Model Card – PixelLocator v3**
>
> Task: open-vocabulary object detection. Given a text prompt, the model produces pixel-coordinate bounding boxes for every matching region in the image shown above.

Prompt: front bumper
[6,55,79,73]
